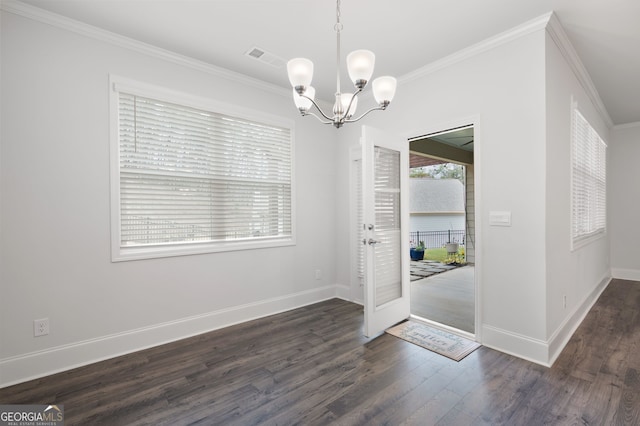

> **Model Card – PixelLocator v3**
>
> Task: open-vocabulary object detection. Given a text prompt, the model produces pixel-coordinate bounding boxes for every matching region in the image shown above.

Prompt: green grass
[424,247,448,262]
[423,247,467,263]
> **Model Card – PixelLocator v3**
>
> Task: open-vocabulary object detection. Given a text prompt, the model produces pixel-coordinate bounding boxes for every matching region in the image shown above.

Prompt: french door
[361,125,410,337]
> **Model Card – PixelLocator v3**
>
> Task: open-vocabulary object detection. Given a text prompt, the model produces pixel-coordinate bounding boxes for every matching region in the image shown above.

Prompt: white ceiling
[16,0,640,126]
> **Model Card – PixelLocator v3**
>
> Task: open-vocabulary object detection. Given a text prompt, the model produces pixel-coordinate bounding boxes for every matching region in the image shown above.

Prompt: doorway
[408,125,476,335]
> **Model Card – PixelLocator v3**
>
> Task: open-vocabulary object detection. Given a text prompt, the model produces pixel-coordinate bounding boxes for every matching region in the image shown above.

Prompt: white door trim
[403,115,482,342]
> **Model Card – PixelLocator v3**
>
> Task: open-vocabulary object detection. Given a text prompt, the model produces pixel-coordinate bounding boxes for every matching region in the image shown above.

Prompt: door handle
[367,238,381,245]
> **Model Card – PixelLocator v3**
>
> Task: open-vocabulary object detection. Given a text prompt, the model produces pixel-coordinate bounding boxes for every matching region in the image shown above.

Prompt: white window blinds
[112,84,293,260]
[571,108,606,248]
[373,146,402,306]
[354,157,365,288]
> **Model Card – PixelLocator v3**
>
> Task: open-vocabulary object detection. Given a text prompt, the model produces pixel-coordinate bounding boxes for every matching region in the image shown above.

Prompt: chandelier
[286,0,397,128]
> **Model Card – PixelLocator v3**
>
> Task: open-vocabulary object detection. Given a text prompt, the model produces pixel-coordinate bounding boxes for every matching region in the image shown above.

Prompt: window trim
[109,75,296,261]
[570,101,607,251]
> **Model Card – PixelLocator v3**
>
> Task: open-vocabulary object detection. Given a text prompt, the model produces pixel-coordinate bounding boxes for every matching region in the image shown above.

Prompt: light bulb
[293,86,315,112]
[346,50,375,89]
[287,58,314,91]
[372,76,397,106]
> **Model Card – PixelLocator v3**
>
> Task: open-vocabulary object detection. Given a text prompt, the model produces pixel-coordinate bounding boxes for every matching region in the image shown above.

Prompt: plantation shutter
[117,92,292,248]
[571,109,606,247]
[374,146,402,306]
[355,158,365,287]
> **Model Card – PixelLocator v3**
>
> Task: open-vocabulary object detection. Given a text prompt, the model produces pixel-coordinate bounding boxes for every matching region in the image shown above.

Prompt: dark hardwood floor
[2,278,640,425]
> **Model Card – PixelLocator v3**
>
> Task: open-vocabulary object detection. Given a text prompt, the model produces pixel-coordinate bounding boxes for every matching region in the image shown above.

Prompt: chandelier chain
[335,0,342,95]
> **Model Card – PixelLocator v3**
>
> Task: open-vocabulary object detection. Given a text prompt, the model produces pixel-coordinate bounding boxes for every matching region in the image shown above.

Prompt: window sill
[571,230,606,252]
[112,237,295,262]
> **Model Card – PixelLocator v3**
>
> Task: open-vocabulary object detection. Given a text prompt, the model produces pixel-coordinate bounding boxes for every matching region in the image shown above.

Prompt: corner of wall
[611,269,640,282]
[545,12,613,128]
[481,325,550,367]
[482,272,611,367]
[334,283,352,301]
[546,273,611,366]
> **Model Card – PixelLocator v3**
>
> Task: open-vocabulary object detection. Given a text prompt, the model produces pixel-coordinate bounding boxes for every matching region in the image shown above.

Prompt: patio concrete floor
[410,263,475,334]
[410,259,460,280]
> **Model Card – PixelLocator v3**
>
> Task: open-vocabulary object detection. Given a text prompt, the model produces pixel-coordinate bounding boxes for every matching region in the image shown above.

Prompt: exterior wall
[409,214,465,234]
[0,10,337,386]
[610,123,640,280]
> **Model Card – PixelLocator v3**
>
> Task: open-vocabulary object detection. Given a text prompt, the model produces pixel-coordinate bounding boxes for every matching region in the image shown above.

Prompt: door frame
[349,146,364,304]
[404,115,483,342]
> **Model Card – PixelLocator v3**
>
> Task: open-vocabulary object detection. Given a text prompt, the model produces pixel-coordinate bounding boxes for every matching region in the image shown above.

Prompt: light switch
[489,211,511,226]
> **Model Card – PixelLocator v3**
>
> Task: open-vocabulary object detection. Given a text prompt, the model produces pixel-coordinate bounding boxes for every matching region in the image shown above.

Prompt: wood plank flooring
[1,278,640,425]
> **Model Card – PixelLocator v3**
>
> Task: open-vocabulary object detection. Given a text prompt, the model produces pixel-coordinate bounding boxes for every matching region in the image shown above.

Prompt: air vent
[247,48,264,59]
[244,46,285,68]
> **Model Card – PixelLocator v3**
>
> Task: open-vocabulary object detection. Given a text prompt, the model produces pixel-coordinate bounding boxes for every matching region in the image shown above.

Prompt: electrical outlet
[315,269,322,280]
[34,318,49,337]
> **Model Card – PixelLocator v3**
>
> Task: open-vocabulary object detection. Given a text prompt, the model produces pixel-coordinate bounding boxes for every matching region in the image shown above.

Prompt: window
[571,106,606,249]
[110,77,294,261]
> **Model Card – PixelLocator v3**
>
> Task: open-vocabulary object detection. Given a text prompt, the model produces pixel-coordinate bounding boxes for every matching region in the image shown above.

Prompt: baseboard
[0,285,339,388]
[334,284,351,301]
[611,268,640,282]
[547,273,611,366]
[482,273,612,367]
[481,325,550,366]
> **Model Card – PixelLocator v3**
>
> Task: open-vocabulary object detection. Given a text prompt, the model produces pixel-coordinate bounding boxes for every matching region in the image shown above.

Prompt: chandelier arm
[304,112,335,125]
[300,94,334,121]
[344,106,386,123]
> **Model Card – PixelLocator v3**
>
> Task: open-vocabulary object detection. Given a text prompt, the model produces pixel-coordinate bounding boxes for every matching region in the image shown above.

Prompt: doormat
[386,321,480,361]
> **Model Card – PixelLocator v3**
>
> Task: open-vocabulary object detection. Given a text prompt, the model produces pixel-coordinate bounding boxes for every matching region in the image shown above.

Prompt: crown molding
[398,10,614,130]
[612,121,640,131]
[2,1,617,128]
[0,0,290,99]
[399,12,553,85]
[545,12,613,128]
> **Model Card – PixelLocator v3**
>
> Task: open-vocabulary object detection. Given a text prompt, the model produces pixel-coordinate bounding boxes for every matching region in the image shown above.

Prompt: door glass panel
[374,146,402,306]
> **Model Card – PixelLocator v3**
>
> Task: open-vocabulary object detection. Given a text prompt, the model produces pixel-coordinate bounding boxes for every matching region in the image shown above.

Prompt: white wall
[544,30,611,363]
[0,7,624,385]
[336,14,616,365]
[0,10,337,386]
[610,123,640,281]
[337,21,550,362]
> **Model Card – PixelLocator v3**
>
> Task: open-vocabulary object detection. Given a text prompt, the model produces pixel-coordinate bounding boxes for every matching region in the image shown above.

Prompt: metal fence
[410,230,465,249]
